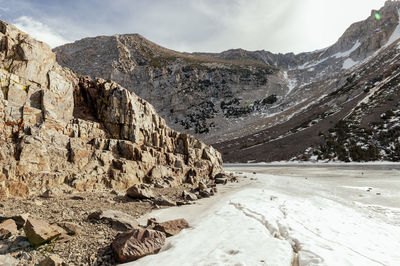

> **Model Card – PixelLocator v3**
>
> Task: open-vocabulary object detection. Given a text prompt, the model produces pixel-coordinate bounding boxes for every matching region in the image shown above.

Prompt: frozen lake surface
[126,164,400,266]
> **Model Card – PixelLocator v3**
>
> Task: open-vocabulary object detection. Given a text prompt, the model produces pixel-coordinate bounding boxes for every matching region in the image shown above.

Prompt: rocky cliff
[0,20,222,198]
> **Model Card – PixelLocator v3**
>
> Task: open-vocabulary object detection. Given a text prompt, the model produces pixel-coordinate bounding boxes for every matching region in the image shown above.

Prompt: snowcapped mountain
[54,0,400,162]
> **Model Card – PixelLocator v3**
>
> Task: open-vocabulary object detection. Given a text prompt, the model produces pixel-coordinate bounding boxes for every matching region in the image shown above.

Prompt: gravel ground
[0,185,193,266]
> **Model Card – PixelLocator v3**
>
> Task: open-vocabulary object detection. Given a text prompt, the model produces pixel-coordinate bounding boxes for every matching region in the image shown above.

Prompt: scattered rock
[70,195,85,200]
[214,173,229,184]
[17,240,31,248]
[182,190,197,201]
[50,224,71,242]
[10,214,29,229]
[39,255,64,266]
[24,218,60,246]
[153,196,176,207]
[215,177,228,184]
[111,228,166,263]
[126,185,155,200]
[88,210,139,231]
[0,219,17,239]
[34,200,43,206]
[40,188,62,199]
[57,222,81,236]
[0,255,19,266]
[199,188,213,198]
[151,218,189,237]
[198,181,207,191]
[0,243,9,253]
[176,201,190,206]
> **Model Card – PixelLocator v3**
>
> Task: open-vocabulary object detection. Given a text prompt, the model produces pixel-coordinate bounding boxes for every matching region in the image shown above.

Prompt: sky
[0,0,387,54]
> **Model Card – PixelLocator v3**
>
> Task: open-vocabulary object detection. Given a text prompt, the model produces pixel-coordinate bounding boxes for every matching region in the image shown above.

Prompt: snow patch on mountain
[297,40,361,71]
[333,41,361,58]
[343,58,358,69]
[283,71,297,95]
[385,8,400,47]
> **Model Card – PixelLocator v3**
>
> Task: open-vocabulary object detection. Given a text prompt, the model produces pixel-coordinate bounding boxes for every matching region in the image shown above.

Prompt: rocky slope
[0,19,222,198]
[215,37,400,162]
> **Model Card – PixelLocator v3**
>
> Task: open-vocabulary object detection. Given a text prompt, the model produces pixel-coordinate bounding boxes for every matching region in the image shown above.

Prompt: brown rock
[153,196,176,207]
[214,173,229,184]
[198,181,208,191]
[152,219,189,237]
[199,188,213,198]
[182,190,197,201]
[50,224,69,242]
[126,185,155,199]
[88,210,139,231]
[0,255,19,266]
[40,188,62,198]
[39,255,64,266]
[111,228,166,263]
[24,218,60,246]
[11,214,29,229]
[57,222,81,236]
[0,219,17,239]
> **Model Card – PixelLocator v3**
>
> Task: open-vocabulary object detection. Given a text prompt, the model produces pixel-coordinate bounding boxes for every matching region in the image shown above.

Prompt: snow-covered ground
[125,165,400,266]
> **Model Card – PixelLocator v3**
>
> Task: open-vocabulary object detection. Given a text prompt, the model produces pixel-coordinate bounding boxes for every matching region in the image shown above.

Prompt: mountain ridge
[54,0,400,162]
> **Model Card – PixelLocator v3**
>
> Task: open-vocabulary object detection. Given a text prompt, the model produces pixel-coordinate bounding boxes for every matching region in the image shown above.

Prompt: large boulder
[111,228,166,263]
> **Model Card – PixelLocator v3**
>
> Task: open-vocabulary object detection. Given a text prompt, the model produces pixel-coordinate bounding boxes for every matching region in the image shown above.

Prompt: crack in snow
[229,200,302,265]
[230,199,387,266]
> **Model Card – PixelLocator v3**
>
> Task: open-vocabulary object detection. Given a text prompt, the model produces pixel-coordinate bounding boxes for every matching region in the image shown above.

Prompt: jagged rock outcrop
[0,20,223,198]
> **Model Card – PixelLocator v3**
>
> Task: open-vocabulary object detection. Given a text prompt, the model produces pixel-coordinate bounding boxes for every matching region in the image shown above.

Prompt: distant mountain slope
[55,0,400,162]
[215,38,400,162]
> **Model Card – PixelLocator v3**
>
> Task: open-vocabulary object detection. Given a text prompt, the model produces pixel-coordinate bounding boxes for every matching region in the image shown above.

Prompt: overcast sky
[0,0,387,54]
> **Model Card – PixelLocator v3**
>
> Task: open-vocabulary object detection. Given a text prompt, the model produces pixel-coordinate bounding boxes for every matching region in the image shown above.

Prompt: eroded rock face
[0,19,223,198]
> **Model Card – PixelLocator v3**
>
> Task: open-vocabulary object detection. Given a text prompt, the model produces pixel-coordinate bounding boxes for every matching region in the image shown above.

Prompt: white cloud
[13,16,68,48]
